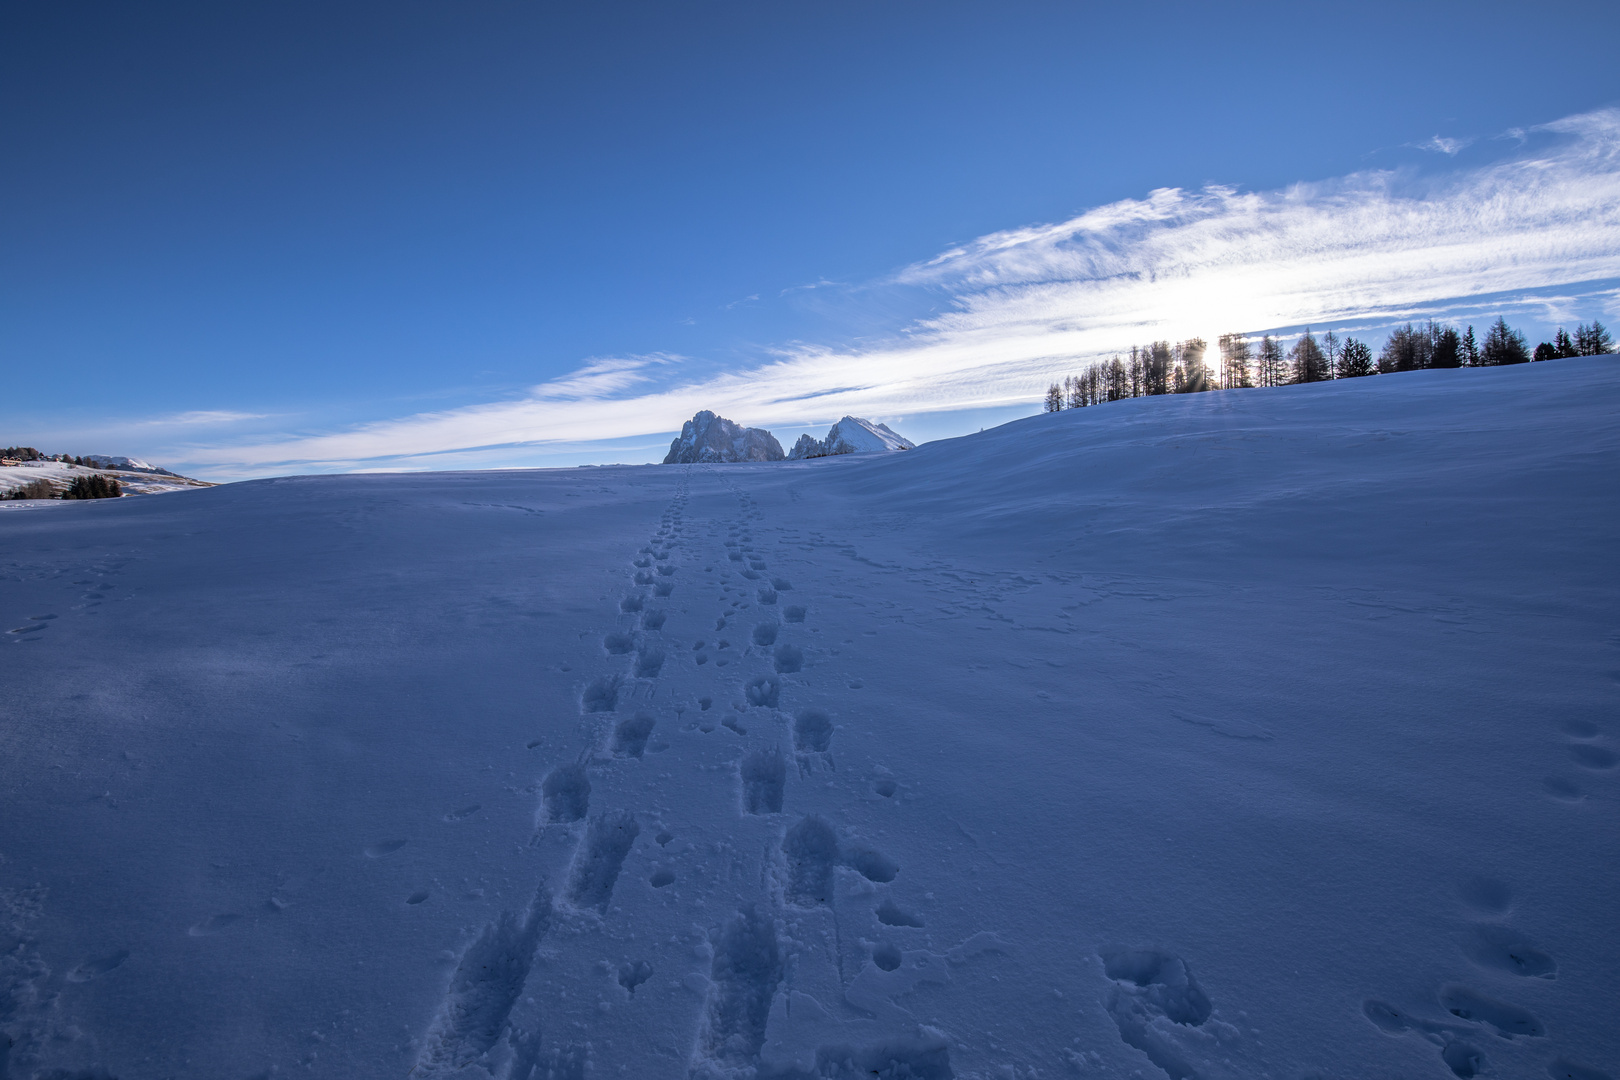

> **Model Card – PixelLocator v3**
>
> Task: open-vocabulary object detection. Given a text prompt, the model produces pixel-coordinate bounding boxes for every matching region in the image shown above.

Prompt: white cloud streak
[177,109,1620,475]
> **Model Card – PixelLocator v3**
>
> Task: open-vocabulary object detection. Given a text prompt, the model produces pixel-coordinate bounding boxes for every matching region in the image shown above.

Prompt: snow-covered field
[2,358,1616,1080]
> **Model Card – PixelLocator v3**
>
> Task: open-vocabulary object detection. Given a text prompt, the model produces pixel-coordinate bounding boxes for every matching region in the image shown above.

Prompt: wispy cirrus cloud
[142,410,270,426]
[1413,134,1472,156]
[172,108,1620,477]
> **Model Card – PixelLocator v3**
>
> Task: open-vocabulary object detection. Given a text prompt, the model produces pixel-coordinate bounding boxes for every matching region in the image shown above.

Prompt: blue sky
[4,1,1619,478]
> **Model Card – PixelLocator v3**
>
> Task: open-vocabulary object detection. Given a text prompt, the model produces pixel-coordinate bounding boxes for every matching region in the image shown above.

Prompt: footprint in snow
[1363,985,1545,1078]
[618,959,654,995]
[1542,775,1584,801]
[1567,744,1617,770]
[1460,925,1556,979]
[188,913,241,937]
[739,747,785,814]
[66,949,130,982]
[792,710,832,753]
[565,811,639,912]
[611,713,656,758]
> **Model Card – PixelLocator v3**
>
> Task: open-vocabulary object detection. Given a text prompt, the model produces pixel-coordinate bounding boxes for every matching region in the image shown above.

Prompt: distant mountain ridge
[83,455,179,477]
[662,411,785,464]
[1,449,211,500]
[788,416,915,459]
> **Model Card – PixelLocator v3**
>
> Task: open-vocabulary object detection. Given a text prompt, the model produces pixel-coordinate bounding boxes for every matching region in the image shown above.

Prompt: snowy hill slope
[0,358,1616,1079]
[0,459,211,500]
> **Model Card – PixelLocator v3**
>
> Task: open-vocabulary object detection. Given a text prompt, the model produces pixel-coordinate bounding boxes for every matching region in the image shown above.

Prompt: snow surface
[1,357,1617,1080]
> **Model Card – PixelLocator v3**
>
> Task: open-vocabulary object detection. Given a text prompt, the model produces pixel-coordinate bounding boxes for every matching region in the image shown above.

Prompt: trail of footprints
[1360,877,1612,1080]
[411,471,939,1079]
[4,554,135,642]
[411,471,1619,1080]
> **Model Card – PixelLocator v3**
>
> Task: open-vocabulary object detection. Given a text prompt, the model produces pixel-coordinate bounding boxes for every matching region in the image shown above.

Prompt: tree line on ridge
[1044,316,1613,411]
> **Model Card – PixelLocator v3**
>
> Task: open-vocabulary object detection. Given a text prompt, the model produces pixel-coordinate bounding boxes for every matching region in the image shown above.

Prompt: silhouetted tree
[1574,320,1613,355]
[1461,325,1480,366]
[1107,356,1127,401]
[1218,333,1253,389]
[1379,323,1436,372]
[1338,338,1375,378]
[1291,329,1329,382]
[1256,335,1286,386]
[1482,317,1530,365]
[1432,325,1462,368]
[1044,384,1063,412]
[1322,331,1341,380]
[1175,338,1210,392]
[1143,341,1173,395]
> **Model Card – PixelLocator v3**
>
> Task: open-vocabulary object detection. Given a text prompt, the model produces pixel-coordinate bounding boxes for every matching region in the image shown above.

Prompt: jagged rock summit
[662,410,785,464]
[788,415,915,459]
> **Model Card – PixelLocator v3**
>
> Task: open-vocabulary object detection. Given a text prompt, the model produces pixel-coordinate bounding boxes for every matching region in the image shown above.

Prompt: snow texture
[0,357,1617,1079]
[788,416,915,459]
[663,410,785,464]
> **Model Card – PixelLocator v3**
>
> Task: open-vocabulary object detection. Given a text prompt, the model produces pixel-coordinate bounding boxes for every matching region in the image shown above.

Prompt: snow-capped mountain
[82,454,178,476]
[787,415,915,459]
[662,410,785,463]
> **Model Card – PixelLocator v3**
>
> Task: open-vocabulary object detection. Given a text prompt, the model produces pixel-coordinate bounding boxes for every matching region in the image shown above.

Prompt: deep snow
[1,358,1617,1080]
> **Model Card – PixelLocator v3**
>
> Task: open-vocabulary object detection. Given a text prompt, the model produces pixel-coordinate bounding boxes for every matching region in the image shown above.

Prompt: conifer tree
[1322,331,1340,380]
[63,474,121,499]
[1482,317,1530,365]
[1143,341,1173,395]
[1218,333,1253,389]
[1044,384,1062,412]
[1337,338,1375,378]
[1174,338,1210,392]
[1461,325,1480,366]
[1291,330,1328,382]
[1574,320,1613,355]
[1431,325,1461,368]
[1256,335,1286,386]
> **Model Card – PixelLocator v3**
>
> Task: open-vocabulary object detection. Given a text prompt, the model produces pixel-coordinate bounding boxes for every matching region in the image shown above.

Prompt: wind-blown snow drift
[0,358,1616,1079]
